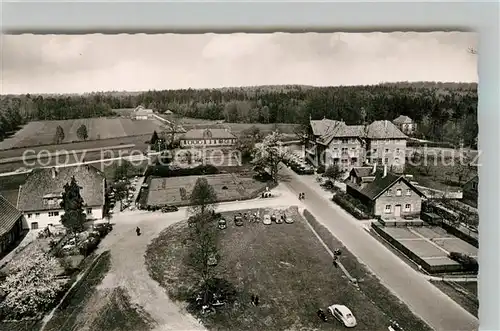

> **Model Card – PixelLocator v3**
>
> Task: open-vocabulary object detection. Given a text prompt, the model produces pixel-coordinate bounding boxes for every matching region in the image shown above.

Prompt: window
[341,139,348,144]
[48,211,59,217]
[372,149,377,153]
[86,208,93,215]
[31,222,39,230]
[406,189,411,196]
[394,157,400,164]
[387,189,392,196]
[385,205,391,213]
[405,204,411,211]
[27,213,32,219]
[396,189,402,196]
[385,149,389,153]
[384,158,389,164]
[396,148,400,154]
[35,213,40,218]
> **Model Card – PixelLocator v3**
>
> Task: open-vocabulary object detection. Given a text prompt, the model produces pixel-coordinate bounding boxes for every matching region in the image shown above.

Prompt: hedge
[144,164,220,178]
[407,140,456,149]
[332,192,372,220]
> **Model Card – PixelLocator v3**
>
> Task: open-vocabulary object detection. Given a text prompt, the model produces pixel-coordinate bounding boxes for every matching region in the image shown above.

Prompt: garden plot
[145,173,265,206]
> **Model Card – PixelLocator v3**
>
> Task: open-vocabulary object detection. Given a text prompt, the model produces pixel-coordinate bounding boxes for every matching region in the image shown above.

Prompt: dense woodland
[0,82,478,147]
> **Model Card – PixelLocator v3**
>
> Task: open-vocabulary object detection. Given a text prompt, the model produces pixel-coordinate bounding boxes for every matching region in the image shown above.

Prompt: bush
[316,165,325,174]
[185,277,238,314]
[448,252,478,272]
[145,164,220,178]
[332,192,372,220]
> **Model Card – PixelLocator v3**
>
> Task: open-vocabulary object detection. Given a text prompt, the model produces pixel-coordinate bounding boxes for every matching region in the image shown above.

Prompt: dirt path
[93,184,296,331]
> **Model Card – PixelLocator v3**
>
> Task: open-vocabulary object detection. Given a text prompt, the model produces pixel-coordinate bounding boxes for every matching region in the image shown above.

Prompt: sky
[1,32,478,94]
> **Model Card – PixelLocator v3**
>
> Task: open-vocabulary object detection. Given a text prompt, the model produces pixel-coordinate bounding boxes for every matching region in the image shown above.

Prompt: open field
[430,280,478,317]
[373,224,478,273]
[0,134,151,160]
[42,251,155,331]
[180,121,300,136]
[0,118,162,150]
[144,172,266,206]
[146,207,431,331]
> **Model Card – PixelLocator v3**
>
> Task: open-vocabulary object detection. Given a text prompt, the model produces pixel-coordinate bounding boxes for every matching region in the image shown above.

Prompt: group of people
[298,192,306,200]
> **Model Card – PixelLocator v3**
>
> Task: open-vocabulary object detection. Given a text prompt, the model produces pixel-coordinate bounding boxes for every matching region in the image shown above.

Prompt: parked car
[270,214,277,223]
[274,213,283,224]
[283,213,294,224]
[161,205,179,213]
[263,214,272,225]
[218,218,227,230]
[234,213,244,226]
[328,305,357,328]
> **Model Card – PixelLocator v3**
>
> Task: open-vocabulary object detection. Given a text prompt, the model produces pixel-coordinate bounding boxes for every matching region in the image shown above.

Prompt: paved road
[281,166,479,331]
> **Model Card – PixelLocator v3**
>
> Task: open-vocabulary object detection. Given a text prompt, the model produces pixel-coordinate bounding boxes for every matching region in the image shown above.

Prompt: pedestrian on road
[136,226,141,236]
[317,308,327,322]
[254,295,259,306]
[298,193,302,200]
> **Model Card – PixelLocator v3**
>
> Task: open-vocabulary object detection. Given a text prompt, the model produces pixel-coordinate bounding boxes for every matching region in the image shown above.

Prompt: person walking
[136,226,141,236]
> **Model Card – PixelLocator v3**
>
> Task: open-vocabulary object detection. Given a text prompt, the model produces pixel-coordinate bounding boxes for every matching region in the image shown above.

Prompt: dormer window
[387,189,392,196]
[396,189,402,196]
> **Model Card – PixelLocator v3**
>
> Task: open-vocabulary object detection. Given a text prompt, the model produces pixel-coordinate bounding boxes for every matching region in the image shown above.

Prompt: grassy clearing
[304,211,432,331]
[42,251,155,331]
[0,118,162,150]
[430,281,478,317]
[406,163,476,192]
[146,207,431,331]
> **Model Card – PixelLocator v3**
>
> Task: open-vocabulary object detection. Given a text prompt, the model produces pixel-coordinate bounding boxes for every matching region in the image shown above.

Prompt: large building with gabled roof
[17,165,106,230]
[307,118,408,173]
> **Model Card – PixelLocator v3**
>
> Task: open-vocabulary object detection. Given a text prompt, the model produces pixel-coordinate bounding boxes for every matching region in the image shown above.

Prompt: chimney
[51,167,57,179]
[384,120,388,129]
[372,162,377,174]
[383,164,387,178]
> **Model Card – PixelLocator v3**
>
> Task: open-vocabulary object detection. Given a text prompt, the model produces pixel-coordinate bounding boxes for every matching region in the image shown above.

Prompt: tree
[236,126,263,162]
[0,244,65,319]
[447,155,474,186]
[150,130,159,146]
[113,181,129,211]
[53,125,65,144]
[114,161,131,181]
[324,164,342,183]
[60,177,87,235]
[189,177,218,216]
[187,178,219,303]
[252,131,290,182]
[76,124,88,140]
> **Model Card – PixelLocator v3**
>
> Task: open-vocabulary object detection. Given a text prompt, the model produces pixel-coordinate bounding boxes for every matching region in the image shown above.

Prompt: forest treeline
[0,82,478,146]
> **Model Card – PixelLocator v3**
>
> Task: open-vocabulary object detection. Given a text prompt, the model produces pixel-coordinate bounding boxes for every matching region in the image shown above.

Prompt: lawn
[0,118,162,150]
[42,251,155,331]
[144,172,267,207]
[146,207,432,331]
[179,120,300,137]
[406,163,477,193]
[430,280,478,317]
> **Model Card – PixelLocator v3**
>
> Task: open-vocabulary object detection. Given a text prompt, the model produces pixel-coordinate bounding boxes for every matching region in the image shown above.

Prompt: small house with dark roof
[0,194,24,255]
[393,115,416,135]
[17,165,106,230]
[345,163,425,219]
[180,128,237,148]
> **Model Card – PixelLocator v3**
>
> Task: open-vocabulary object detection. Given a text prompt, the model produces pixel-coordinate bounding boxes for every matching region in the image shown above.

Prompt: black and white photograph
[0,32,478,331]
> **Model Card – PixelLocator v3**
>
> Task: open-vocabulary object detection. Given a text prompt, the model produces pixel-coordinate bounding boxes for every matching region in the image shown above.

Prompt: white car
[263,214,272,225]
[328,304,357,328]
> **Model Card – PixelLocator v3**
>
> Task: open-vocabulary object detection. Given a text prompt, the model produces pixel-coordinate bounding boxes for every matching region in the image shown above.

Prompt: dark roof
[346,169,424,200]
[393,115,413,124]
[17,165,105,212]
[0,195,22,237]
[181,128,236,140]
[365,120,408,139]
[310,119,342,137]
[319,123,366,145]
[352,166,374,178]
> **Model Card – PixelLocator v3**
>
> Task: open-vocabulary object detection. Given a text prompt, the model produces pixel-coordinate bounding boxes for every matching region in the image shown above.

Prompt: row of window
[385,204,412,213]
[184,139,235,145]
[371,148,403,154]
[387,188,412,197]
[371,139,406,145]
[27,208,92,219]
[369,157,401,165]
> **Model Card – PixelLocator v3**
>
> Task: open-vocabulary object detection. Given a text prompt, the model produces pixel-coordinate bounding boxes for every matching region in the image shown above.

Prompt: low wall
[371,222,463,274]
[440,222,479,248]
